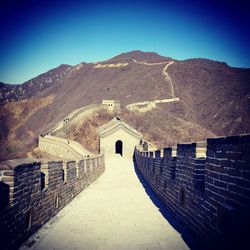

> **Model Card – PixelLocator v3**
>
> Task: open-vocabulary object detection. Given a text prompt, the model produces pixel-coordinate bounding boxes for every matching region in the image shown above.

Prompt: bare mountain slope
[63,108,216,154]
[168,59,250,135]
[0,50,249,160]
[0,64,72,103]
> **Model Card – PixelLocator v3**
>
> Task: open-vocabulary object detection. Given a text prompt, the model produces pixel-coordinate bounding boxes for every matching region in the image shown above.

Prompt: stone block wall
[0,154,105,249]
[134,134,250,249]
[47,104,102,134]
[38,135,92,159]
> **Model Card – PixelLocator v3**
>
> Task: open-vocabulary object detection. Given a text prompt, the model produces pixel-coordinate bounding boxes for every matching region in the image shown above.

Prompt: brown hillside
[0,96,54,161]
[0,50,249,160]
[62,108,216,154]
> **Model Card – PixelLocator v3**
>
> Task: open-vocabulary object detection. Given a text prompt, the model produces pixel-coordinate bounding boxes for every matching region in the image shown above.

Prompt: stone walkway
[21,156,189,250]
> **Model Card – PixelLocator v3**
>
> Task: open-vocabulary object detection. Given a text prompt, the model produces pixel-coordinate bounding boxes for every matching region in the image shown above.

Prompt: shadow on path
[133,159,207,250]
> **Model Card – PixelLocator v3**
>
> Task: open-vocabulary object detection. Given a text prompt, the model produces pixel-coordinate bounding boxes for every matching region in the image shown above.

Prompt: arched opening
[40,172,45,191]
[115,140,123,156]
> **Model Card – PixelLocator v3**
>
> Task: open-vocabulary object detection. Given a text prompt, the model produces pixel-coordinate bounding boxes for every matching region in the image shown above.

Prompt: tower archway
[115,140,123,156]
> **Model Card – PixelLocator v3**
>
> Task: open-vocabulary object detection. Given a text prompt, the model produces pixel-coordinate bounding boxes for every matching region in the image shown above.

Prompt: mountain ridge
[0,64,72,103]
[109,50,174,62]
[0,50,249,161]
[3,50,248,89]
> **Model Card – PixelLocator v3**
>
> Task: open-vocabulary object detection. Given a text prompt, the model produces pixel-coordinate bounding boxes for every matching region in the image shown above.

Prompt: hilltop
[0,50,250,160]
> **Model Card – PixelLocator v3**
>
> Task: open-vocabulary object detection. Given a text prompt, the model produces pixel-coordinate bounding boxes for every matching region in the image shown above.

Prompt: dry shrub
[0,139,35,162]
[68,109,115,153]
[65,106,216,153]
[0,96,54,161]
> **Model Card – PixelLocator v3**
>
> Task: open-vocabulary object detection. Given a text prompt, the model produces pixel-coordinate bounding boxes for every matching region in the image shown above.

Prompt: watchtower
[102,100,120,111]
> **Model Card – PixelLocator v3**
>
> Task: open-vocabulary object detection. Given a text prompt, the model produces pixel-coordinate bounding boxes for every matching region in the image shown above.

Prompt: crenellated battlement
[1,124,250,249]
[0,154,105,249]
[134,134,250,248]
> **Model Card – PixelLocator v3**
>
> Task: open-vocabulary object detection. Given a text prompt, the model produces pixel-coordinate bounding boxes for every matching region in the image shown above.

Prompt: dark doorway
[40,172,45,191]
[115,140,123,156]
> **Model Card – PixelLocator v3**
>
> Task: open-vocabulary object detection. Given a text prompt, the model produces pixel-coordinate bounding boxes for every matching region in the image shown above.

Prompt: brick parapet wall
[38,135,92,159]
[0,154,105,249]
[46,104,103,135]
[134,134,250,248]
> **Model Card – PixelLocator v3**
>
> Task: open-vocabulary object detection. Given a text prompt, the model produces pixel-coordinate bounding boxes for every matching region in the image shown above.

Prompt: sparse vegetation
[66,109,116,153]
[66,107,216,154]
[1,51,249,161]
[0,96,54,161]
[120,108,216,148]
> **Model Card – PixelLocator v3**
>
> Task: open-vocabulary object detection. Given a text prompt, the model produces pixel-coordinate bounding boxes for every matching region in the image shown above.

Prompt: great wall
[38,135,92,160]
[0,61,250,249]
[126,59,180,112]
[93,58,180,112]
[134,134,250,248]
[35,57,180,161]
[0,155,105,249]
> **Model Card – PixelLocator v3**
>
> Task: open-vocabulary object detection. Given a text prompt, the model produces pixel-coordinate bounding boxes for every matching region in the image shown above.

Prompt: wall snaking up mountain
[0,50,249,161]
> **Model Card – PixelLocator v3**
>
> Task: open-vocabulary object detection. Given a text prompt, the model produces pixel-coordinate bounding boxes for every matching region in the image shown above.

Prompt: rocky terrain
[0,50,250,161]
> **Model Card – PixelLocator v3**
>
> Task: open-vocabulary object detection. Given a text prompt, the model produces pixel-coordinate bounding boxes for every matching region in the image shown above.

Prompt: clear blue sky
[0,0,250,84]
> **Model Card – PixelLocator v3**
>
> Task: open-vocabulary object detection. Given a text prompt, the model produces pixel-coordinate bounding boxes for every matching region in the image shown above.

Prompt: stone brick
[232,160,248,170]
[219,159,231,168]
[214,180,227,189]
[228,184,242,194]
[208,171,219,179]
[242,171,250,179]
[219,174,234,183]
[206,150,215,158]
[226,152,242,161]
[234,178,250,189]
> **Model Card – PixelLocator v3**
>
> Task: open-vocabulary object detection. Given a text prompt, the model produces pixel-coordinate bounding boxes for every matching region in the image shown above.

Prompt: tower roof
[99,117,142,139]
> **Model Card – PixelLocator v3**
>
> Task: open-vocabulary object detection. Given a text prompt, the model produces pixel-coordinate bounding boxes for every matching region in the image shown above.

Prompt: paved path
[21,156,189,250]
